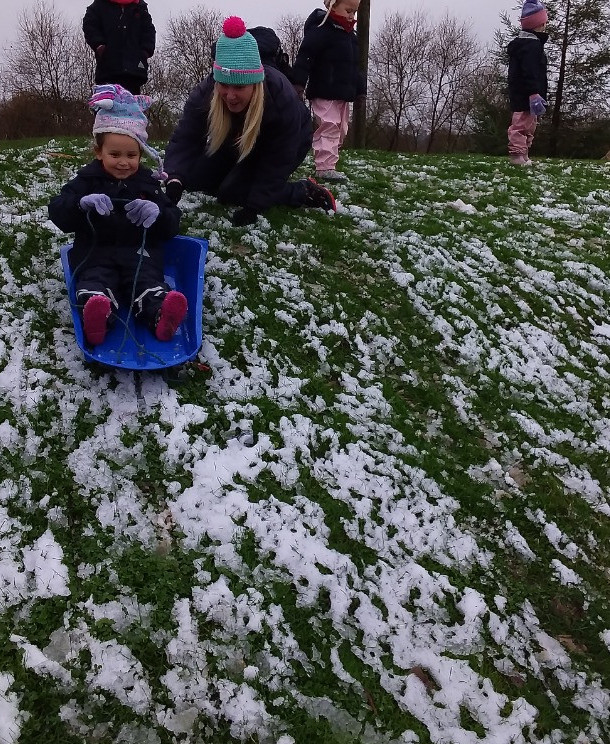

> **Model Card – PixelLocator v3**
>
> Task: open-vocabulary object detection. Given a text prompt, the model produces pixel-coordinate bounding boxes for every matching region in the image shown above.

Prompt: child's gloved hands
[529,94,547,116]
[79,193,113,215]
[125,199,160,228]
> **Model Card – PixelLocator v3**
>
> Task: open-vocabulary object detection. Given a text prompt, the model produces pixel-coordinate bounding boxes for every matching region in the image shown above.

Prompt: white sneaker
[316,169,347,182]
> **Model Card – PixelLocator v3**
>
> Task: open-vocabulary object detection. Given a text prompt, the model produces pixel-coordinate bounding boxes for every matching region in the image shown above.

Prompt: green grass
[0,139,609,743]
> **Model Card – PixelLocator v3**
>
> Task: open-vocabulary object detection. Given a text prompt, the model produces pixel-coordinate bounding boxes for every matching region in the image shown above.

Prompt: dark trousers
[75,246,168,328]
[184,137,311,208]
[94,73,144,94]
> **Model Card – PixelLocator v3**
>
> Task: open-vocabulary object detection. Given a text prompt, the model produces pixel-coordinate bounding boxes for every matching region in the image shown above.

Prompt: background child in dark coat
[48,85,185,346]
[83,0,156,95]
[164,16,335,227]
[507,0,549,166]
[291,0,366,182]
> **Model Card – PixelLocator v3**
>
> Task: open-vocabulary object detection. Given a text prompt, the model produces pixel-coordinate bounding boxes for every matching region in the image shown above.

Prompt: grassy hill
[0,139,609,743]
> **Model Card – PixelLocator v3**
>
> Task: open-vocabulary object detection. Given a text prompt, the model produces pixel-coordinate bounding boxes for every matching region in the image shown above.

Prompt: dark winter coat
[249,27,292,77]
[164,66,312,212]
[48,160,180,270]
[290,9,366,102]
[83,0,156,85]
[507,31,548,112]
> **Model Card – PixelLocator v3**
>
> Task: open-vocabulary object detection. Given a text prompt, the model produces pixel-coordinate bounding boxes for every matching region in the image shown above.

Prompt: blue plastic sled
[60,235,208,370]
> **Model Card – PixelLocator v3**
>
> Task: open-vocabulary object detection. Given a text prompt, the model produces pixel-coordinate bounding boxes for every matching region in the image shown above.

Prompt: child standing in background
[291,0,366,182]
[83,0,156,95]
[48,85,186,346]
[507,0,549,166]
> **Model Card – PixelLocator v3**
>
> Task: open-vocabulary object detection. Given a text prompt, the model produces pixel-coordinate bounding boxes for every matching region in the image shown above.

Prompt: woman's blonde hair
[207,82,265,162]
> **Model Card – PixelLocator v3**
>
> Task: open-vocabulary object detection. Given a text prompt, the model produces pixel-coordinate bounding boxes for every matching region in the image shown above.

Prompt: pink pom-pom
[223,16,247,38]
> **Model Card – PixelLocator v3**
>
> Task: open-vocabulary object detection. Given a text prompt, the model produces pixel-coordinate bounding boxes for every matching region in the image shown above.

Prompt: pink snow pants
[311,99,350,171]
[508,111,538,157]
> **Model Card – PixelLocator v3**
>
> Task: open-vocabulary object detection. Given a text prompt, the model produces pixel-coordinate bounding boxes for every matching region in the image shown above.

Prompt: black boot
[301,178,336,212]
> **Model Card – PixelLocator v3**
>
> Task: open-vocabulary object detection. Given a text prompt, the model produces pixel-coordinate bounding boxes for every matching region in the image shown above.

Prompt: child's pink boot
[155,291,188,341]
[83,295,111,345]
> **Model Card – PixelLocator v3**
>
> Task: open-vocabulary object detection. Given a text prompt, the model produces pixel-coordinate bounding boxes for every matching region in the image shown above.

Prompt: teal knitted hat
[213,17,265,85]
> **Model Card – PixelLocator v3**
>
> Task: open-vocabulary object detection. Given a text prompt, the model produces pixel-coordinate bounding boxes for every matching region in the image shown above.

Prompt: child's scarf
[329,11,356,32]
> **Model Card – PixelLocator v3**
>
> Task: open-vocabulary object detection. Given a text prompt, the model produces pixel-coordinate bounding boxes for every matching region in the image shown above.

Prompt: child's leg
[82,296,112,345]
[185,142,239,195]
[131,283,187,341]
[217,127,312,208]
[338,102,350,148]
[525,118,537,158]
[216,165,253,207]
[76,267,120,346]
[126,260,187,341]
[311,99,349,172]
[508,112,537,157]
[154,292,188,341]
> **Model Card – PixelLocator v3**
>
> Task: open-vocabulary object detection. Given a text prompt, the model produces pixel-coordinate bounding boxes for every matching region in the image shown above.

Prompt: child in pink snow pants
[291,0,366,183]
[312,99,350,176]
[506,0,549,165]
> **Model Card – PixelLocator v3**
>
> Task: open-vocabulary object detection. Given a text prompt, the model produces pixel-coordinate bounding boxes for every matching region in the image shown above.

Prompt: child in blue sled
[48,84,186,346]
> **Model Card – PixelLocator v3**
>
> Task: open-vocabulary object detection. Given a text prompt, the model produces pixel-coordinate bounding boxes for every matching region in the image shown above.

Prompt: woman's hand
[232,207,258,226]
[165,179,184,205]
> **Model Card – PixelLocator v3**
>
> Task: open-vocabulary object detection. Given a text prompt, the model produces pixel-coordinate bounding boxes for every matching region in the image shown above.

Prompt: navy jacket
[83,0,156,84]
[507,31,548,112]
[164,66,312,212]
[249,27,292,77]
[291,9,366,102]
[48,160,180,269]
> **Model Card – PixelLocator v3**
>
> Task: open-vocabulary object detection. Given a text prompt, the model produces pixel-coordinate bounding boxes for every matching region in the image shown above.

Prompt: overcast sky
[1,0,518,51]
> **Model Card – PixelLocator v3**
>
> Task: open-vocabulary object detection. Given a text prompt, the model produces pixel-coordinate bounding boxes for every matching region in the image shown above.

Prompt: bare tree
[69,29,96,101]
[421,14,481,153]
[466,55,510,154]
[145,57,180,138]
[276,13,306,67]
[369,11,431,150]
[3,0,93,132]
[155,6,222,104]
[6,1,92,100]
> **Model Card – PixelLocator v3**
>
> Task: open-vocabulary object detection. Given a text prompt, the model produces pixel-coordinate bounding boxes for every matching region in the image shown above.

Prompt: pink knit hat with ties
[88,84,166,179]
[520,0,548,30]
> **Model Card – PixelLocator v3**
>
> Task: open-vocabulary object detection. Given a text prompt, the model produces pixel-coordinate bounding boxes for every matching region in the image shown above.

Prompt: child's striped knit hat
[213,17,265,85]
[88,84,166,179]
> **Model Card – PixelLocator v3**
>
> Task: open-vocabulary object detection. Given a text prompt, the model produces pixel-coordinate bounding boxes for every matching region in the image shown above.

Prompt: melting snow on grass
[0,143,608,742]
